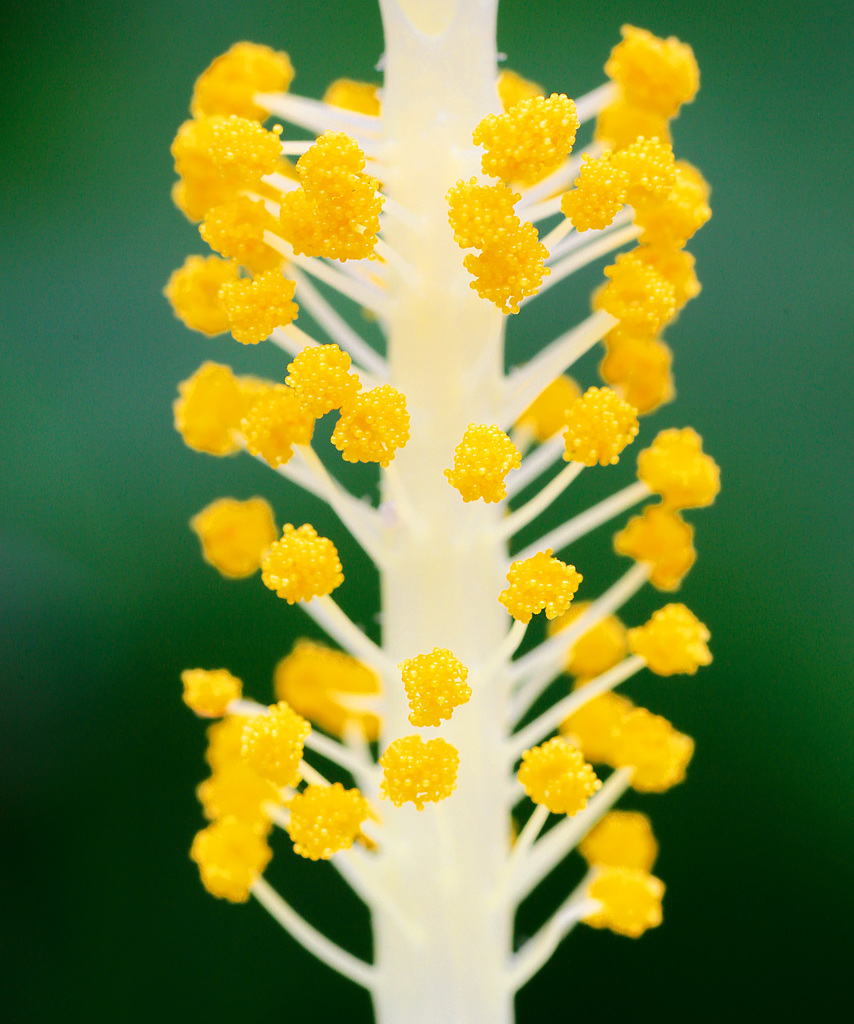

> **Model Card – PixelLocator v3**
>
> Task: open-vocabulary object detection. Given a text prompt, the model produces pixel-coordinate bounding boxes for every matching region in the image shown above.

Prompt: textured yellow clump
[174,361,251,456]
[497,69,545,111]
[599,328,674,415]
[580,811,659,871]
[634,160,711,248]
[463,221,550,314]
[638,427,720,508]
[173,116,282,199]
[331,385,410,467]
[181,668,242,718]
[241,701,312,788]
[560,152,628,232]
[218,270,298,345]
[286,343,362,417]
[605,25,699,119]
[611,136,676,207]
[548,601,628,678]
[516,375,582,442]
[379,735,460,810]
[518,737,601,815]
[286,783,369,860]
[596,249,677,334]
[400,648,472,728]
[240,384,315,468]
[611,707,695,792]
[474,93,579,187]
[190,497,277,578]
[191,42,294,120]
[261,524,343,603]
[197,759,282,827]
[190,818,272,903]
[584,866,665,937]
[595,97,672,153]
[205,715,250,771]
[444,424,521,503]
[164,254,239,335]
[500,550,582,623]
[563,386,639,466]
[200,196,281,274]
[560,689,634,764]
[275,640,381,741]
[278,131,383,261]
[633,246,700,310]
[323,78,381,115]
[446,178,521,248]
[614,503,696,591]
[628,603,712,676]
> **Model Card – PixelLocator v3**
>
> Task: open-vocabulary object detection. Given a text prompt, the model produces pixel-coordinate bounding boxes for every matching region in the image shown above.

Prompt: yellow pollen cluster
[205,715,250,771]
[596,249,677,334]
[190,497,278,578]
[218,269,298,345]
[516,375,582,442]
[628,603,712,676]
[286,343,361,417]
[275,640,381,741]
[605,25,699,120]
[611,707,695,792]
[181,668,242,718]
[331,385,410,467]
[261,524,343,603]
[400,648,472,728]
[563,386,640,466]
[278,131,383,262]
[614,503,695,591]
[379,735,460,810]
[599,328,674,415]
[584,866,665,938]
[191,42,295,121]
[548,602,628,679]
[240,384,315,468]
[241,701,312,788]
[497,69,545,111]
[595,97,671,153]
[174,361,260,456]
[165,254,239,335]
[638,427,720,508]
[190,818,272,903]
[197,759,282,827]
[444,424,521,503]
[632,246,700,310]
[474,93,579,187]
[517,737,601,816]
[634,160,711,248]
[560,689,634,764]
[500,550,582,623]
[579,811,659,871]
[560,152,628,232]
[200,196,280,274]
[611,136,676,207]
[286,783,369,860]
[323,79,381,116]
[446,179,520,248]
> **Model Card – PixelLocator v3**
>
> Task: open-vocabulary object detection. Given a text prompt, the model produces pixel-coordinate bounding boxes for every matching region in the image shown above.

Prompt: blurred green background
[2,0,852,1019]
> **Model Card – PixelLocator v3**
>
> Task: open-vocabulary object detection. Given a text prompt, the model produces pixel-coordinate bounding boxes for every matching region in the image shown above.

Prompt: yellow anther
[584,866,665,937]
[605,25,699,119]
[611,707,695,792]
[191,42,294,120]
[516,375,582,443]
[197,760,282,826]
[170,119,236,221]
[379,735,460,810]
[595,249,677,334]
[190,818,273,903]
[279,132,383,261]
[286,343,362,417]
[181,668,242,718]
[444,424,521,503]
[638,427,720,508]
[633,246,700,310]
[174,361,250,456]
[331,385,410,467]
[240,384,315,468]
[634,160,711,248]
[241,701,312,788]
[500,550,582,623]
[563,386,639,467]
[400,648,472,728]
[190,497,277,579]
[323,79,381,116]
[463,221,550,314]
[205,715,251,771]
[548,601,628,678]
[274,640,381,741]
[446,178,521,249]
[628,603,712,676]
[579,811,658,871]
[611,136,676,207]
[286,783,369,860]
[164,254,239,334]
[517,737,601,815]
[595,97,672,152]
[200,196,280,274]
[560,152,628,232]
[599,328,674,415]
[497,69,545,111]
[261,524,344,603]
[219,270,299,345]
[560,689,634,764]
[613,503,696,591]
[474,93,579,187]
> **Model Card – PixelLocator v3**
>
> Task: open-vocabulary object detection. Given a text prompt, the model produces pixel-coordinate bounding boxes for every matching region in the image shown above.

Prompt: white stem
[546,208,634,265]
[497,460,583,540]
[530,223,642,301]
[506,434,566,498]
[539,216,573,252]
[303,594,391,672]
[508,885,599,991]
[255,91,382,139]
[303,727,378,780]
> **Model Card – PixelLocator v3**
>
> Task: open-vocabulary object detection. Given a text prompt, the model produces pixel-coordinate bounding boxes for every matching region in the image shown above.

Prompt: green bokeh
[2,0,851,1020]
